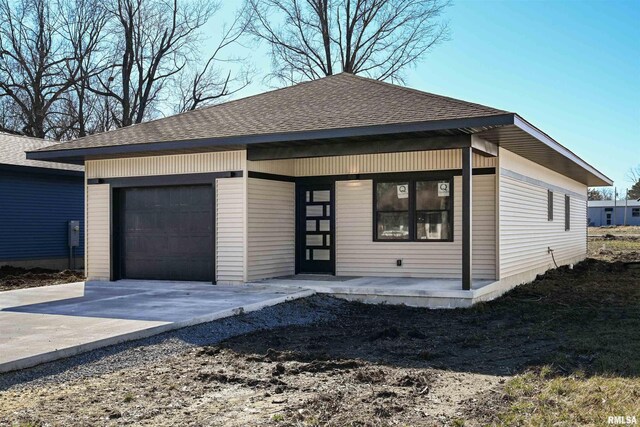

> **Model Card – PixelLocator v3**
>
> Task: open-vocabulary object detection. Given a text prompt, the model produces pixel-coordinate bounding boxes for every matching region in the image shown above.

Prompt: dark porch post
[462,146,472,290]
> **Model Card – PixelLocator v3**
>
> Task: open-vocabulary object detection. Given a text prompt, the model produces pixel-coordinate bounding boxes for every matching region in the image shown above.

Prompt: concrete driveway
[0,280,313,373]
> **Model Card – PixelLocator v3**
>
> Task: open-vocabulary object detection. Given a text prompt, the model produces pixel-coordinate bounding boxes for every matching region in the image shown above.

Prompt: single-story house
[588,199,640,226]
[27,73,612,306]
[1,133,84,270]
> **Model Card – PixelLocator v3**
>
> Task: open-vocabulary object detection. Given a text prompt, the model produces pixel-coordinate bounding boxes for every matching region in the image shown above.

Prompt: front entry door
[297,183,334,274]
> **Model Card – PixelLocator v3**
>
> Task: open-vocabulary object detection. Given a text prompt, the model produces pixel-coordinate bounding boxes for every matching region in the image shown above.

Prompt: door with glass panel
[297,183,334,274]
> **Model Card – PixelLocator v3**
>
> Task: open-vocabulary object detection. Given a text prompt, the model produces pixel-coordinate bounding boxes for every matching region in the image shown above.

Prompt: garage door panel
[120,185,213,282]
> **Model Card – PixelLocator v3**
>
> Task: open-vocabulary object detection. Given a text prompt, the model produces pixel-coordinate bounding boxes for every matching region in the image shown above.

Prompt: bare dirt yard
[0,266,84,292]
[1,228,638,426]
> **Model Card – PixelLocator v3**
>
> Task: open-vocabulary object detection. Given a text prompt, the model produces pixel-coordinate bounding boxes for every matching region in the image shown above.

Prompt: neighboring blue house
[0,133,84,270]
[588,199,640,227]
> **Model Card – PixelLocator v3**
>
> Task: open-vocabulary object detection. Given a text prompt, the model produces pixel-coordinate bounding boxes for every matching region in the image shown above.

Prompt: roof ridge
[337,72,510,114]
[41,78,329,150]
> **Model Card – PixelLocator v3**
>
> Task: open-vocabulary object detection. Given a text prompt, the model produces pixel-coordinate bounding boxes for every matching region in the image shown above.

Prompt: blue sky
[208,0,640,192]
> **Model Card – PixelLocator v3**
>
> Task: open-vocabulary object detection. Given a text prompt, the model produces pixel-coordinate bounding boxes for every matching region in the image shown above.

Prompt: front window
[416,181,451,240]
[376,182,409,240]
[374,178,453,242]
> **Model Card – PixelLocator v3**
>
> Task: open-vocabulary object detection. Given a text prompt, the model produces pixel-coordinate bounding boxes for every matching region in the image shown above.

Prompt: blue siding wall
[588,206,640,226]
[0,168,84,260]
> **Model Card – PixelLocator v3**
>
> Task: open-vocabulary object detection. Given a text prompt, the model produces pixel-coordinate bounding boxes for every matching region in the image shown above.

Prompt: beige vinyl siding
[499,148,585,194]
[216,177,246,284]
[86,151,246,179]
[335,175,496,279]
[247,158,295,176]
[248,149,495,177]
[499,148,587,279]
[86,184,110,280]
[247,178,295,281]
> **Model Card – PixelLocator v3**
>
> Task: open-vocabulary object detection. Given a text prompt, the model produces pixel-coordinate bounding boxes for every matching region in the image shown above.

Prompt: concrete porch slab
[0,280,313,373]
[248,276,502,308]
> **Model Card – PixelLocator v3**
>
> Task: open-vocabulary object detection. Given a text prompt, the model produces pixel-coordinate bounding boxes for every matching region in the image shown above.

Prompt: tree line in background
[0,0,450,140]
[588,165,640,201]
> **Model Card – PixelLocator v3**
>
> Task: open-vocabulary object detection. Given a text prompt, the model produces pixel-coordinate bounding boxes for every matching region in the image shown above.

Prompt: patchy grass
[588,226,639,263]
[589,225,640,236]
[499,370,640,426]
[489,228,640,426]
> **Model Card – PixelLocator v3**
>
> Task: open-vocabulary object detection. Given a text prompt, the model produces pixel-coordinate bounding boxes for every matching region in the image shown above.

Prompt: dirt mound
[0,266,84,291]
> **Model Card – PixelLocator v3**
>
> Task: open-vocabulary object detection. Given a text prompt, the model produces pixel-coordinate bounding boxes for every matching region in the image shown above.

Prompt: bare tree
[627,164,640,184]
[0,0,252,137]
[175,6,252,112]
[60,0,111,138]
[0,0,107,138]
[628,165,640,199]
[90,0,223,127]
[244,0,450,84]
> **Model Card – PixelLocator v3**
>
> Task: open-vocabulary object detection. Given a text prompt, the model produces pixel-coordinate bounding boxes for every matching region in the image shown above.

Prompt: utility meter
[68,220,80,247]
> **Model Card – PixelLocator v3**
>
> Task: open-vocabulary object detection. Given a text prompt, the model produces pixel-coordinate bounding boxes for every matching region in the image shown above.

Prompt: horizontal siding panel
[0,170,85,261]
[86,184,110,280]
[499,163,587,278]
[499,148,586,195]
[336,175,496,280]
[247,178,295,281]
[216,178,246,283]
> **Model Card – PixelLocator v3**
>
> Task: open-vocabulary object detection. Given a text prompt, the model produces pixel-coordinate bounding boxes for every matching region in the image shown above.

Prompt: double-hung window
[375,178,453,242]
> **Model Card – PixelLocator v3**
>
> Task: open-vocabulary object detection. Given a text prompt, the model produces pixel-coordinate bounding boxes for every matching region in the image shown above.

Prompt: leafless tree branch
[244,0,450,84]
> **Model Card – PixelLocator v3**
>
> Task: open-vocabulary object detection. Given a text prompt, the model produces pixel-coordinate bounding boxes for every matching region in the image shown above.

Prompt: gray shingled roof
[34,73,509,152]
[0,133,84,171]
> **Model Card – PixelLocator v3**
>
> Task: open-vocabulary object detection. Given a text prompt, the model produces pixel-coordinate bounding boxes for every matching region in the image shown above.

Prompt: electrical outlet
[396,259,402,267]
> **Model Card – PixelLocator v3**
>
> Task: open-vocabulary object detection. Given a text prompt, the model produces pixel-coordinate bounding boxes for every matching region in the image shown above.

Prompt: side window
[548,190,553,221]
[565,195,570,231]
[632,208,640,217]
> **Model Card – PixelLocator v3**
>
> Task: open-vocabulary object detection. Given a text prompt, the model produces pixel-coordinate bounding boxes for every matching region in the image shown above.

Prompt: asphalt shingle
[33,73,509,152]
[0,133,84,171]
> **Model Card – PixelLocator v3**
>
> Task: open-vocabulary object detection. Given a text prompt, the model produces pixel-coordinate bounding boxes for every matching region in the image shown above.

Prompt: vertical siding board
[86,151,246,178]
[246,178,295,281]
[248,149,495,177]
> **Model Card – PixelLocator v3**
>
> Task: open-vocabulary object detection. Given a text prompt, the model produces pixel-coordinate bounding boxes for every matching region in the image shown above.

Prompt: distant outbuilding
[588,199,640,226]
[0,133,84,270]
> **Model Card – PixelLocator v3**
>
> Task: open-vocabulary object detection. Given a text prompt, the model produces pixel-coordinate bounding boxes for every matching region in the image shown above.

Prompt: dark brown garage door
[118,185,213,281]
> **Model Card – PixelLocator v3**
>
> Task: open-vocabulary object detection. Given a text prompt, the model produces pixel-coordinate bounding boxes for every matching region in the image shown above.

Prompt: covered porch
[247,133,491,291]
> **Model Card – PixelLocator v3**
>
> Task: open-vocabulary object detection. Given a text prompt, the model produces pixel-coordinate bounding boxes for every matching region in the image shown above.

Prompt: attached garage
[114,185,214,282]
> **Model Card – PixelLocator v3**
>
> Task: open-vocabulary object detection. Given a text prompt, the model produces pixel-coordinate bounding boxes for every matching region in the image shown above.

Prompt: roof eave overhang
[26,114,515,165]
[512,115,613,186]
[25,112,612,187]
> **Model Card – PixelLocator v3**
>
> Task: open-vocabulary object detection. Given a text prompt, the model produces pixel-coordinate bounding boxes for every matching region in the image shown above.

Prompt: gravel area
[0,295,345,391]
